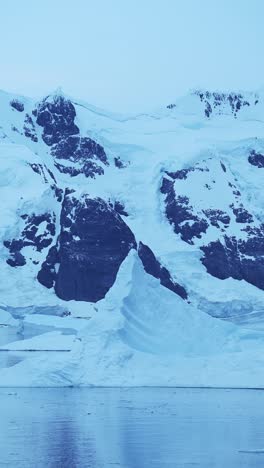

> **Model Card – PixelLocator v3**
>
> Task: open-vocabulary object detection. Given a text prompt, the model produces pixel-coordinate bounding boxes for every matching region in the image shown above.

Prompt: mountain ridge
[1,87,264,386]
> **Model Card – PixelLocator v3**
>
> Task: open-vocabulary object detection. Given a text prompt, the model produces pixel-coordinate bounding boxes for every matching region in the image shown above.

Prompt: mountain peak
[166,88,261,118]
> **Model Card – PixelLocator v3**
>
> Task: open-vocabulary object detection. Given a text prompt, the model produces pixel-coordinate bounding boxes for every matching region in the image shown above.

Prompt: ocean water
[0,387,264,467]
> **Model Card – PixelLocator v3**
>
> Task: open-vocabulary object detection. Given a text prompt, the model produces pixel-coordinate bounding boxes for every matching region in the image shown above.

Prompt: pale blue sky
[0,0,263,111]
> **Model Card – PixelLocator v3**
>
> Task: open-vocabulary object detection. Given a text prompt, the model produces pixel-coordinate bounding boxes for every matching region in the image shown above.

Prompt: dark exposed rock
[233,189,241,197]
[163,182,209,244]
[38,195,136,302]
[200,228,264,290]
[10,99,24,112]
[203,209,230,228]
[205,101,212,118]
[6,251,26,267]
[196,91,251,118]
[161,168,213,244]
[4,213,56,267]
[29,164,61,195]
[35,95,79,146]
[51,185,64,202]
[55,160,104,178]
[52,135,108,165]
[109,200,128,217]
[29,163,50,183]
[114,157,126,168]
[46,168,57,183]
[138,242,187,299]
[161,156,264,292]
[22,213,56,241]
[230,205,254,223]
[34,94,108,178]
[166,169,190,180]
[24,114,38,142]
[29,163,43,176]
[160,177,174,194]
[166,166,209,181]
[51,135,108,178]
[37,246,59,289]
[248,150,264,168]
[221,162,227,172]
[54,163,80,177]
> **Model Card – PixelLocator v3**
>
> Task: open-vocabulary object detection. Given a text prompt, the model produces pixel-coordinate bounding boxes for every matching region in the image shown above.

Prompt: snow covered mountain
[1,88,264,386]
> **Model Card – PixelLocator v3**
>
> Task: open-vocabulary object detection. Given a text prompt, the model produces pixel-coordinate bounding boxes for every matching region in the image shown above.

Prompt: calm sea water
[0,387,264,467]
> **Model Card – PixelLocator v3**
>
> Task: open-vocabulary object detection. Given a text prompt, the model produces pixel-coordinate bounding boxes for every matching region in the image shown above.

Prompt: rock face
[138,242,188,299]
[34,95,79,146]
[4,213,56,267]
[200,229,264,290]
[38,194,136,302]
[34,94,109,178]
[195,91,252,118]
[161,166,211,244]
[167,90,259,118]
[23,114,38,142]
[161,156,264,291]
[52,135,108,178]
[10,99,24,112]
[248,150,264,168]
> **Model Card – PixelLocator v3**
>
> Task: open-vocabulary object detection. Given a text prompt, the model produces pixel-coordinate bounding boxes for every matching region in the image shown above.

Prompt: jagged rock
[6,251,26,267]
[248,150,264,168]
[37,246,59,289]
[161,175,209,243]
[138,242,187,299]
[24,114,38,142]
[114,157,126,168]
[196,90,252,118]
[52,135,107,165]
[10,99,24,112]
[51,135,108,178]
[34,95,79,146]
[230,205,253,223]
[34,95,108,178]
[200,228,264,290]
[109,200,128,217]
[55,160,104,178]
[51,185,64,202]
[38,195,136,301]
[202,209,230,228]
[4,213,56,266]
[161,156,264,292]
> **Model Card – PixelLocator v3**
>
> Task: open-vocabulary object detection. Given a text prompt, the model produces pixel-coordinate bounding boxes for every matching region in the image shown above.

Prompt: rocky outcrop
[200,227,264,290]
[161,157,264,291]
[23,114,38,142]
[248,150,264,168]
[52,135,108,178]
[196,91,252,118]
[161,169,209,244]
[10,99,24,112]
[38,194,136,302]
[138,242,187,299]
[4,213,56,267]
[34,94,109,178]
[34,95,79,146]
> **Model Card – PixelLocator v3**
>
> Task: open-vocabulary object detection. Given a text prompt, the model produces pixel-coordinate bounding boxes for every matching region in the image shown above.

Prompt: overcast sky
[0,0,263,111]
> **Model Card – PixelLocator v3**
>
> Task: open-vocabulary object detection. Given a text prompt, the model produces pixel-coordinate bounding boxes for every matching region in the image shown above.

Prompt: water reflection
[0,388,264,467]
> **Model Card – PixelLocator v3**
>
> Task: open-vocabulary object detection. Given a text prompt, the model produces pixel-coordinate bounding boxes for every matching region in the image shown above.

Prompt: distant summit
[167,88,260,118]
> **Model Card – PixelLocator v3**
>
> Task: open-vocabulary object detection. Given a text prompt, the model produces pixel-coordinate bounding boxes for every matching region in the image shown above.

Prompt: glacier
[1,88,264,386]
